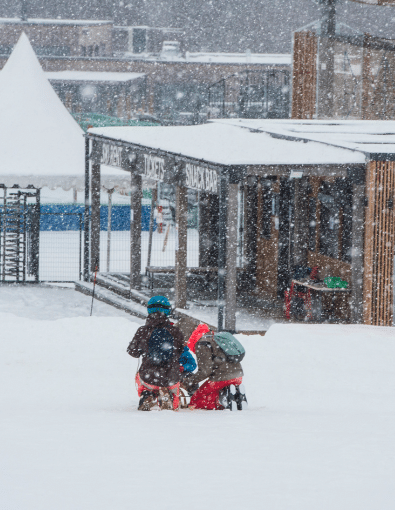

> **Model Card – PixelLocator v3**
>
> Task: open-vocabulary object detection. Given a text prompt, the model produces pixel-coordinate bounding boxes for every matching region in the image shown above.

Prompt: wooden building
[0,18,113,57]
[292,24,395,121]
[0,47,291,125]
[46,71,146,119]
[83,118,395,329]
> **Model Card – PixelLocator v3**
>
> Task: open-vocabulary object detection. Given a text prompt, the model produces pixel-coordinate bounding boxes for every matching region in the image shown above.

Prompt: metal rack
[0,186,40,282]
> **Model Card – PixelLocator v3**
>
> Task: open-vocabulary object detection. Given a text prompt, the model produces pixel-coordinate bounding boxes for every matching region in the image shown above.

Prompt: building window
[81,46,86,56]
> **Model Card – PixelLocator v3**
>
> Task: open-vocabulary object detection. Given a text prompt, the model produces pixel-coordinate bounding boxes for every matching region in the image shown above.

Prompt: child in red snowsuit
[181,324,244,410]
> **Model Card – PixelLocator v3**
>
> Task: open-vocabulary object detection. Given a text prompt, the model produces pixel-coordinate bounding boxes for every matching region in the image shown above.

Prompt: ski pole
[90,257,99,317]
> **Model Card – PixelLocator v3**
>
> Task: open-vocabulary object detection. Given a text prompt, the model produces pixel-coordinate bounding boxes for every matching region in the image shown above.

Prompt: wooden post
[199,191,209,266]
[217,174,227,331]
[106,189,114,273]
[225,183,238,332]
[175,186,188,309]
[351,183,365,323]
[146,187,157,269]
[90,162,100,274]
[245,177,258,287]
[130,174,142,290]
[317,36,335,119]
[293,178,309,266]
[83,137,90,281]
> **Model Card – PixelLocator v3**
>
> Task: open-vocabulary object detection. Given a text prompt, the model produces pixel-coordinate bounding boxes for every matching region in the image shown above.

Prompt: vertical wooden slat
[363,160,395,326]
[175,185,188,309]
[380,162,386,324]
[292,32,317,119]
[130,174,142,290]
[363,162,375,324]
[90,162,101,273]
[383,162,391,324]
[385,162,395,325]
[361,35,372,120]
[351,183,365,323]
[225,183,239,332]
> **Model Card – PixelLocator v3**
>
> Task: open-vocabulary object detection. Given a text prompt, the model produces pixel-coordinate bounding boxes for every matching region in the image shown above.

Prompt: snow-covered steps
[75,281,148,319]
[92,273,150,306]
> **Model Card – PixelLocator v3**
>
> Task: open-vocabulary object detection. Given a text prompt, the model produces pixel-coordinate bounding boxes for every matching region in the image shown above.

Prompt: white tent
[0,33,131,191]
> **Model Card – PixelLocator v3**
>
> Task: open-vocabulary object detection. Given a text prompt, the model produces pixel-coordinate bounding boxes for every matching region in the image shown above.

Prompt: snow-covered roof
[214,119,395,156]
[0,33,85,190]
[89,122,366,167]
[184,52,292,65]
[0,33,132,192]
[123,51,292,66]
[0,18,112,26]
[45,71,145,83]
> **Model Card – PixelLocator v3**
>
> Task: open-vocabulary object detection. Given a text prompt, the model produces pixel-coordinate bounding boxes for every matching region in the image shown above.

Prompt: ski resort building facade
[83,119,395,330]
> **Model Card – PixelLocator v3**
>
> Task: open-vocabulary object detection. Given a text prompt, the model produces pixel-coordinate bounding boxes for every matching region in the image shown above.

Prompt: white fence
[39,229,200,281]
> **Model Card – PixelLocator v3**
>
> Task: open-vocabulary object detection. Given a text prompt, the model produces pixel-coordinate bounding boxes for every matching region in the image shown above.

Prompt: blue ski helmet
[147,295,171,316]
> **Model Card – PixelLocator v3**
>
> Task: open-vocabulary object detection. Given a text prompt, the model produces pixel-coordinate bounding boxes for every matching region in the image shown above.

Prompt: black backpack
[147,328,175,366]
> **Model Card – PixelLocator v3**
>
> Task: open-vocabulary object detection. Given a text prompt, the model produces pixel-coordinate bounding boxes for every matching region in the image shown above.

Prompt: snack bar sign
[185,163,218,194]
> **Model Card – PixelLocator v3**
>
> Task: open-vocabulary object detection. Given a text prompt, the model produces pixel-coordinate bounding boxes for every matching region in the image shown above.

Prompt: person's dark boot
[219,386,237,411]
[234,384,248,410]
[138,390,159,411]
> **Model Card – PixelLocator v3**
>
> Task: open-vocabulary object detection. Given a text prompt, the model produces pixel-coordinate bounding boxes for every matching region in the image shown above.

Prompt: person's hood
[187,323,210,353]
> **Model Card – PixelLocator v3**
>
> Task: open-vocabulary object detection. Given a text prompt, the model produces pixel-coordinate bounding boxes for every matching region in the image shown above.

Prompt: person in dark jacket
[127,295,184,411]
[181,323,246,410]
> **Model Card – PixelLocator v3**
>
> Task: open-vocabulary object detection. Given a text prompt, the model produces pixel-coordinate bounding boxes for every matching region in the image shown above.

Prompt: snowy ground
[1,286,395,510]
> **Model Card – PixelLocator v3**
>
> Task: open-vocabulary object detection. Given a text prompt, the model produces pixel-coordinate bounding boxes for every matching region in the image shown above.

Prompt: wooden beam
[351,183,365,323]
[130,174,142,290]
[84,137,90,281]
[225,183,238,332]
[90,162,100,273]
[293,178,309,266]
[146,187,157,270]
[175,186,188,309]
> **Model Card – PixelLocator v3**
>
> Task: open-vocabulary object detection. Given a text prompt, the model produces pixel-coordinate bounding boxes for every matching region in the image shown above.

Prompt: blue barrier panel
[40,205,153,231]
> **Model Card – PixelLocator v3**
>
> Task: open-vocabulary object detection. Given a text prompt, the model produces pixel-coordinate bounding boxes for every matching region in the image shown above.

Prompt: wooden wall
[291,31,317,119]
[256,220,279,299]
[256,178,279,299]
[363,161,395,326]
